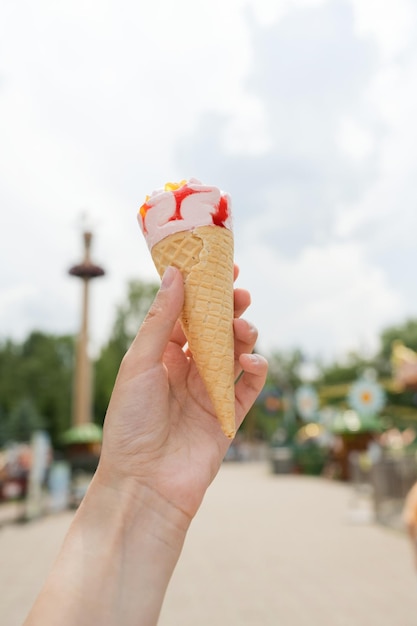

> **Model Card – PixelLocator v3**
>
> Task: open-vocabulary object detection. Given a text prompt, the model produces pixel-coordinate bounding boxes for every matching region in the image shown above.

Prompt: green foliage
[374,318,417,420]
[2,287,417,447]
[239,350,303,442]
[0,332,74,446]
[316,355,368,386]
[1,397,44,444]
[267,349,304,390]
[379,318,417,360]
[0,279,160,444]
[239,401,279,442]
[112,279,159,348]
[293,440,328,476]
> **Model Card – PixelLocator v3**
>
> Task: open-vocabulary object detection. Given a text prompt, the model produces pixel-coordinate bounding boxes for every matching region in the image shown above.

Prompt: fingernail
[161,266,176,289]
[247,353,259,364]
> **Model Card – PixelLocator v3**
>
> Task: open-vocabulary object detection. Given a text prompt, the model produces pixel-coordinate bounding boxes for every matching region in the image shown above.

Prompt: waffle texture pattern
[151,225,235,438]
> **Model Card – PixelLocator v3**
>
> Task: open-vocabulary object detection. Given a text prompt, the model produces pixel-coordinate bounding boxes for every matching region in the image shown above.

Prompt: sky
[1,0,417,363]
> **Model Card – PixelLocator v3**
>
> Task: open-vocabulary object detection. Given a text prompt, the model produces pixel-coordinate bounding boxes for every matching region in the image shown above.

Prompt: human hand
[23,265,267,626]
[96,265,268,520]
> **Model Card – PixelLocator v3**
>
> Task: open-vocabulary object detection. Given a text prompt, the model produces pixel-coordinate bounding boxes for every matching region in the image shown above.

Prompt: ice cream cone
[151,225,235,438]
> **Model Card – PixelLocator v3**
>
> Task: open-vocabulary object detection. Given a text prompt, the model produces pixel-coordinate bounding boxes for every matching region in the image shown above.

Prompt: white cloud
[337,116,375,160]
[0,0,256,348]
[334,41,417,254]
[222,97,272,156]
[248,0,328,27]
[237,230,403,359]
[351,0,416,60]
[1,0,417,362]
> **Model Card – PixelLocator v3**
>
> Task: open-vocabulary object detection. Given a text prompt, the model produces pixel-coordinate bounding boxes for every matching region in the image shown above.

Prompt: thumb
[126,266,184,371]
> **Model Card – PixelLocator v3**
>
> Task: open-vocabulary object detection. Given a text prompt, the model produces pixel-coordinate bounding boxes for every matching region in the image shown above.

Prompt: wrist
[89,469,191,546]
[25,471,190,626]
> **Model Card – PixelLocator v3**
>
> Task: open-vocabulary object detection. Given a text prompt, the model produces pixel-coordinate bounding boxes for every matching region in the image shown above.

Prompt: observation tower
[68,230,105,426]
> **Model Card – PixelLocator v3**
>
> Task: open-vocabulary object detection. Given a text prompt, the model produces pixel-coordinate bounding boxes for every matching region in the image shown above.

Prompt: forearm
[24,475,190,626]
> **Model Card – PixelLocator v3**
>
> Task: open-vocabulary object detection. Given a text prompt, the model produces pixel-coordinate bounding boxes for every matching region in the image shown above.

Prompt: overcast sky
[1,0,417,362]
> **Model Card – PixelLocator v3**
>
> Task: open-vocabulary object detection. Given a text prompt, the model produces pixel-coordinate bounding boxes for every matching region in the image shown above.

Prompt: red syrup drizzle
[170,185,200,221]
[211,194,229,227]
[140,183,230,232]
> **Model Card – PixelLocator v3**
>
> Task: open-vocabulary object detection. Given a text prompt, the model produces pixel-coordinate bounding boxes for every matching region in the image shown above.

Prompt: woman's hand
[24,265,267,626]
[96,265,268,520]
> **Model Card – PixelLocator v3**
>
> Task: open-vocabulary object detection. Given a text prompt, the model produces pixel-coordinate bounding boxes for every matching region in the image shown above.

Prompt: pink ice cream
[138,178,233,250]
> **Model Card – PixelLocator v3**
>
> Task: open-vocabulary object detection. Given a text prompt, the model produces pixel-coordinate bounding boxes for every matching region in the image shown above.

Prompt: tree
[6,397,44,443]
[93,279,159,422]
[379,318,417,361]
[238,349,305,442]
[316,351,372,386]
[0,339,26,413]
[0,332,74,446]
[375,318,417,425]
[267,348,304,391]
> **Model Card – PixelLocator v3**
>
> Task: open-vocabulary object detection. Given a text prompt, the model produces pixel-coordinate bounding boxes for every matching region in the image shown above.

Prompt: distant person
[403,480,417,570]
[23,266,268,625]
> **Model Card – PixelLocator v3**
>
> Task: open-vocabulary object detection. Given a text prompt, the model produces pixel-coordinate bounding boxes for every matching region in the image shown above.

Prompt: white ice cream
[138,178,233,250]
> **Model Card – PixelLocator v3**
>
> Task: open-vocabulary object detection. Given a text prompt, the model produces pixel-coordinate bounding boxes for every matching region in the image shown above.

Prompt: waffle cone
[151,225,235,438]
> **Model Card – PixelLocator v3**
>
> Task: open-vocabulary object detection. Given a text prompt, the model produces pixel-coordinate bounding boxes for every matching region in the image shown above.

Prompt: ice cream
[138,178,235,438]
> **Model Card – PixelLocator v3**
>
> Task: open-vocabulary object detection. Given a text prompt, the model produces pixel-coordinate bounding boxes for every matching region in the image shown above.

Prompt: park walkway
[1,462,416,625]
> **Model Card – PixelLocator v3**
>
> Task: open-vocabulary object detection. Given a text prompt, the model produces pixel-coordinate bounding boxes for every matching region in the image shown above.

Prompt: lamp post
[68,230,105,426]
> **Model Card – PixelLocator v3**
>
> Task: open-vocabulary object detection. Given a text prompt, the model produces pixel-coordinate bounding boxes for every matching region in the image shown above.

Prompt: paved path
[1,462,416,625]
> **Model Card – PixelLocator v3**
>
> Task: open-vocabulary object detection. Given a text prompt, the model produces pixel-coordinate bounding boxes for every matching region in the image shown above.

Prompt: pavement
[1,462,416,625]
